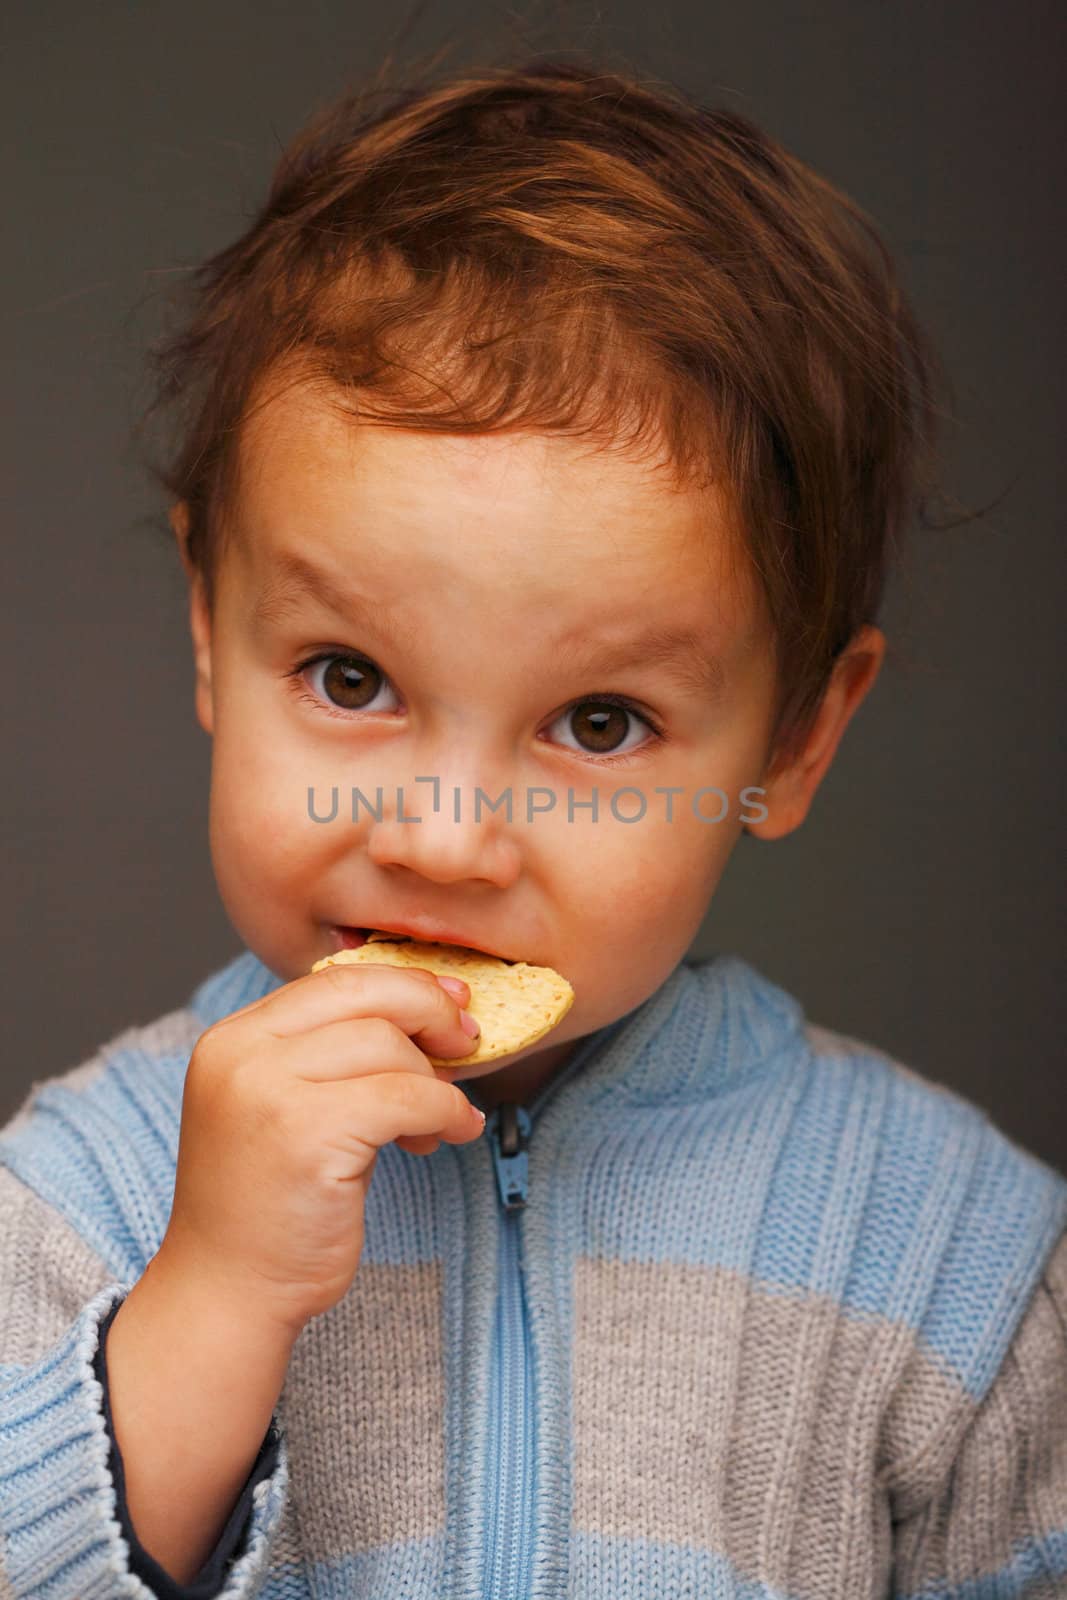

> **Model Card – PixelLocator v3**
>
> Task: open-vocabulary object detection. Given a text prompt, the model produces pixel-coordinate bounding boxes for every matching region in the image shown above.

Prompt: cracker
[310,938,575,1066]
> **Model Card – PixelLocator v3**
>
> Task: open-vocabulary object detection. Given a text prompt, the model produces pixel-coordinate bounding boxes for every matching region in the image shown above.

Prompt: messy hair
[137,47,968,774]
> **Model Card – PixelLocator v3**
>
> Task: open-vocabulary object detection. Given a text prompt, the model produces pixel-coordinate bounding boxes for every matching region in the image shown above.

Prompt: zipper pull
[487,1103,530,1210]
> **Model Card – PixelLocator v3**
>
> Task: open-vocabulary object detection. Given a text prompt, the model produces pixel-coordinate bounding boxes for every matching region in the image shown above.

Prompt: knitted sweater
[0,947,1065,1599]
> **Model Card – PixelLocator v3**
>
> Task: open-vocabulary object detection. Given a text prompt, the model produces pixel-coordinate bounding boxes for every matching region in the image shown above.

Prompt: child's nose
[362,781,522,889]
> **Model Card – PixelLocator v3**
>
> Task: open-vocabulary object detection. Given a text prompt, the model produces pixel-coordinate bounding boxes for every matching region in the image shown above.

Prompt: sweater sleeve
[90,1296,282,1599]
[0,1164,290,1599]
[890,1225,1067,1597]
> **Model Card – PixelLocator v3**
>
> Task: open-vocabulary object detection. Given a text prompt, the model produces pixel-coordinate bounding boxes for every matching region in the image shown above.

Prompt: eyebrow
[250,551,419,650]
[552,623,728,700]
[252,550,728,700]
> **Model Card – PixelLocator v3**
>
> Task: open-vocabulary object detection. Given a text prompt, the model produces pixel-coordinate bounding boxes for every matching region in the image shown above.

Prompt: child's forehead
[227,385,767,681]
[234,375,740,576]
[238,373,695,515]
[227,371,765,648]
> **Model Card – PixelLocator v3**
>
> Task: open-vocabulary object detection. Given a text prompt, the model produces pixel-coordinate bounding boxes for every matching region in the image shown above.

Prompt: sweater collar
[188,947,804,1108]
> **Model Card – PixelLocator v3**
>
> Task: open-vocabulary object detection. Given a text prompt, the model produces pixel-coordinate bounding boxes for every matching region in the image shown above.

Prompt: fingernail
[438,976,468,1000]
[460,1010,481,1039]
[471,1104,486,1128]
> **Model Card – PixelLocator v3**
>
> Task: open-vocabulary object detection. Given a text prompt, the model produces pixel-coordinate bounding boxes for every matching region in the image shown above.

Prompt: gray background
[4,1,1064,1171]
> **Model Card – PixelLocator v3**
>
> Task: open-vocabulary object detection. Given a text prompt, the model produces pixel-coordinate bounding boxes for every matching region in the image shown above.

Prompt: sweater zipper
[484,1102,534,1600]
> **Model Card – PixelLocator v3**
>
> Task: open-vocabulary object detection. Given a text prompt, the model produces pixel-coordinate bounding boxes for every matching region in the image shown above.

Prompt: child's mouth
[329,924,518,963]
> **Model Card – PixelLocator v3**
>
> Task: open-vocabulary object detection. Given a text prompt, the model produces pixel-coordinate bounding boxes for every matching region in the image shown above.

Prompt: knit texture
[0,946,1064,1599]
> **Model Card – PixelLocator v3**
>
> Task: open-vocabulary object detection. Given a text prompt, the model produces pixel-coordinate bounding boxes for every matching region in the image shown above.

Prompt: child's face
[177,376,873,1104]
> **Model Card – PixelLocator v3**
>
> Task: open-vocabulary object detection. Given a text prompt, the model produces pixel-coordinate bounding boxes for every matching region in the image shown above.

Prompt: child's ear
[746,624,886,840]
[168,501,214,737]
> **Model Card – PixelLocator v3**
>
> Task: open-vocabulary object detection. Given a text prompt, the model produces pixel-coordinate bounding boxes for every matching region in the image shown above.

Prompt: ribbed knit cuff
[0,1281,290,1599]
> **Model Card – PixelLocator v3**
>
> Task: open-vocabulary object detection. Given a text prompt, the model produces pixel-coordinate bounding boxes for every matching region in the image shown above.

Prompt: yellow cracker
[309,938,574,1066]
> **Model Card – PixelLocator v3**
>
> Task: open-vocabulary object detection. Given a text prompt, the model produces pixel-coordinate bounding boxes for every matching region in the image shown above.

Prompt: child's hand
[154,962,485,1339]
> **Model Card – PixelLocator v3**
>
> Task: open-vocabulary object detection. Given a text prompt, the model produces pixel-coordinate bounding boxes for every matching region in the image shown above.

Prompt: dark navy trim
[93,1295,281,1598]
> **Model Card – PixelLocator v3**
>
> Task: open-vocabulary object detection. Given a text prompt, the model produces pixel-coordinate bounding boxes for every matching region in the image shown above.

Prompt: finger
[208,965,469,1035]
[396,1133,443,1156]
[230,960,480,1057]
[436,975,471,1004]
[273,1013,476,1086]
[312,1072,485,1150]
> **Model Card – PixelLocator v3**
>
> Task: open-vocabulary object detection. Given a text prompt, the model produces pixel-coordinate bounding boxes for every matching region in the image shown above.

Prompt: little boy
[1,54,1064,1600]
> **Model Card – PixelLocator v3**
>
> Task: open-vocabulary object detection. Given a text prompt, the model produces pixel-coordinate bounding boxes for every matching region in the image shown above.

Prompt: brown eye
[545,694,660,759]
[568,701,636,754]
[321,659,379,710]
[318,656,385,710]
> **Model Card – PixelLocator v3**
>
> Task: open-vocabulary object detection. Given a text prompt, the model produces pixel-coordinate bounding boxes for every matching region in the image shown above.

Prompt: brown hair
[137,47,972,774]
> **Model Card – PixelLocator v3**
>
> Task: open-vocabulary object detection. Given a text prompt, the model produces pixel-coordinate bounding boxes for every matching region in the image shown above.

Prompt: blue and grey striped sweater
[0,946,1065,1598]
